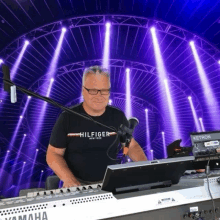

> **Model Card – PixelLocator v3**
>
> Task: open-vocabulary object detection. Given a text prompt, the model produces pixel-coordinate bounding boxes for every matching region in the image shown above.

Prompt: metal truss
[17,59,202,149]
[1,15,219,62]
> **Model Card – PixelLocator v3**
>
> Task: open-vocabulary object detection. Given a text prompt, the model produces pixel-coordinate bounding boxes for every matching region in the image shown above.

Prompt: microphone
[118,117,139,156]
[126,117,139,142]
[2,64,17,103]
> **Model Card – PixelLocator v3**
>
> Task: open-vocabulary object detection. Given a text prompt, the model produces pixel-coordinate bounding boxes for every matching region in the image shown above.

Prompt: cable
[3,79,123,162]
[79,113,121,162]
[205,153,217,220]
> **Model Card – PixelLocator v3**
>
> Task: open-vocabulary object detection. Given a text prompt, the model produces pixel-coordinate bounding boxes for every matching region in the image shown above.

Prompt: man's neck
[82,102,106,116]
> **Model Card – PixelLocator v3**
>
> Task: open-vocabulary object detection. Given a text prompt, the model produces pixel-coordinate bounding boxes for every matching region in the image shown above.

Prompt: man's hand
[195,169,205,173]
[62,178,81,188]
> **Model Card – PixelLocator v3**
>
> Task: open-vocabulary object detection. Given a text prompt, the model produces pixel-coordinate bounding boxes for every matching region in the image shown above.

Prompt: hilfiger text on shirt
[67,131,117,139]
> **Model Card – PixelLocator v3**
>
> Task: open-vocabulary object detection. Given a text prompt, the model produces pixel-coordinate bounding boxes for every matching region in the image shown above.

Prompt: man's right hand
[62,179,81,188]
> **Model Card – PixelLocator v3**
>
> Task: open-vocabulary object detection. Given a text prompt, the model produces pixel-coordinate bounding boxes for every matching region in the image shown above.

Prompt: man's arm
[126,138,148,162]
[46,144,81,186]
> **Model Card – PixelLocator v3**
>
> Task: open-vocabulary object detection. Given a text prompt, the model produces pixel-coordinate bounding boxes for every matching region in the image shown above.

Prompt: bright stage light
[189,41,194,46]
[126,68,132,118]
[0,38,29,115]
[9,96,31,151]
[103,22,111,69]
[33,28,66,149]
[218,60,220,64]
[188,96,192,100]
[25,40,30,45]
[145,108,151,160]
[190,40,220,129]
[126,68,130,73]
[161,132,167,158]
[0,59,3,65]
[150,149,154,160]
[11,134,27,174]
[15,162,26,196]
[150,27,155,32]
[151,28,181,141]
[41,170,44,172]
[28,96,31,99]
[7,150,10,153]
[188,96,201,132]
[106,22,111,28]
[164,79,181,140]
[24,134,26,136]
[199,117,205,132]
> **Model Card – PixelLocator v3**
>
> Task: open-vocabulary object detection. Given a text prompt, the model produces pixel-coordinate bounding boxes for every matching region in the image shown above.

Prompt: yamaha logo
[0,211,48,220]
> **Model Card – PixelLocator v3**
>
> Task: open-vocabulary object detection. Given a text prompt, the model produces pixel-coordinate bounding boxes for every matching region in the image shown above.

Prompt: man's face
[82,74,110,111]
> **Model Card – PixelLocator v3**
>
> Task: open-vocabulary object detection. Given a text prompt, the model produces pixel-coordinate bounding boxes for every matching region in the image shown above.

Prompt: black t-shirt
[49,102,129,182]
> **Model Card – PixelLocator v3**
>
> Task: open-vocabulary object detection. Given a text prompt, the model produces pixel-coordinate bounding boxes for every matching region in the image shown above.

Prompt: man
[46,66,147,188]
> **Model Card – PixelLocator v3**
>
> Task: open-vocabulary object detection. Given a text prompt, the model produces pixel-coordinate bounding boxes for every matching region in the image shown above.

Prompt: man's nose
[96,91,102,96]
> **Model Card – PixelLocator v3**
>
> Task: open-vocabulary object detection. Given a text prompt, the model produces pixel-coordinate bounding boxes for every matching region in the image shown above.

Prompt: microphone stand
[2,64,116,132]
[117,123,134,161]
[2,64,136,163]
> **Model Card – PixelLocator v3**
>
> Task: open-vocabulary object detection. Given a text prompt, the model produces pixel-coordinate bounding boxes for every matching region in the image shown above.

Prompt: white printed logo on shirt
[67,131,117,140]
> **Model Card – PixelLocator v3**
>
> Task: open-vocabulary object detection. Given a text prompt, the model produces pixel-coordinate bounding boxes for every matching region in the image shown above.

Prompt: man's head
[82,66,111,112]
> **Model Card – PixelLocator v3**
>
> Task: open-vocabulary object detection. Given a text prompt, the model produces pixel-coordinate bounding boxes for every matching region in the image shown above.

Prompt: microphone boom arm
[2,64,116,132]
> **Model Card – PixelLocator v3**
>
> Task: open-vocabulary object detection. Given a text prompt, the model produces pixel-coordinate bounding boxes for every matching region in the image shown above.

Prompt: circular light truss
[0,14,217,162]
[16,59,203,161]
[1,15,219,61]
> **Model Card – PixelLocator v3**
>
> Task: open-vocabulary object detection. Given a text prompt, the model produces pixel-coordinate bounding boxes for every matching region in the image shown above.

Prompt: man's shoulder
[107,105,125,116]
[61,103,82,116]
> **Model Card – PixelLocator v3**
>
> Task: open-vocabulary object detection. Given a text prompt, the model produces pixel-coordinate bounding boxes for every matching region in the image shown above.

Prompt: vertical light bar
[27,149,39,188]
[0,150,10,181]
[126,68,132,118]
[151,27,181,140]
[164,79,181,140]
[47,28,66,77]
[33,28,67,142]
[33,78,54,142]
[188,96,201,132]
[9,96,31,150]
[145,109,151,160]
[38,170,44,188]
[0,41,29,108]
[199,118,205,132]
[15,161,26,197]
[109,99,112,105]
[150,27,166,79]
[190,41,220,128]
[150,149,154,161]
[11,134,27,174]
[11,40,30,79]
[162,131,167,158]
[103,22,111,70]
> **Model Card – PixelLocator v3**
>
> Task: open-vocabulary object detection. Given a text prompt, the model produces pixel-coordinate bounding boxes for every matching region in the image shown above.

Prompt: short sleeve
[122,112,129,128]
[49,112,68,148]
